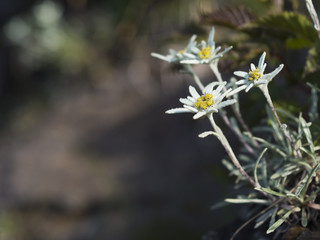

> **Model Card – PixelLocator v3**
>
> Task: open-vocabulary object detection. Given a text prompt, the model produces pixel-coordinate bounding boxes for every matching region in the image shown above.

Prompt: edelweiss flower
[233,52,284,92]
[166,82,237,119]
[150,35,197,63]
[180,27,232,65]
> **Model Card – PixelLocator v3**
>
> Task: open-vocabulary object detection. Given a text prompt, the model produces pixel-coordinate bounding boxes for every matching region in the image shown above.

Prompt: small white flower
[151,34,197,63]
[166,81,237,119]
[180,27,232,65]
[233,52,284,92]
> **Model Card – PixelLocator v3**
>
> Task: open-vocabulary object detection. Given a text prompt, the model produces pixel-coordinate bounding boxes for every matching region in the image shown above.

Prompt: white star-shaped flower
[180,27,232,65]
[166,81,237,119]
[151,34,197,63]
[233,52,284,92]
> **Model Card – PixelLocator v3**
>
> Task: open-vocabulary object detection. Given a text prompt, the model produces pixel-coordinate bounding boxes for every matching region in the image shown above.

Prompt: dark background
[0,0,316,239]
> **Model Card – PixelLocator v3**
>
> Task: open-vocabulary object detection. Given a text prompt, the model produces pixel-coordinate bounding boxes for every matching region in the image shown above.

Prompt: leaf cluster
[218,83,320,236]
[201,3,320,86]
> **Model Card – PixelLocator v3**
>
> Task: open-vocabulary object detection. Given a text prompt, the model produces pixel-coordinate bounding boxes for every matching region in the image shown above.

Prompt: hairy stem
[219,110,258,158]
[208,114,258,188]
[184,64,204,91]
[261,86,302,159]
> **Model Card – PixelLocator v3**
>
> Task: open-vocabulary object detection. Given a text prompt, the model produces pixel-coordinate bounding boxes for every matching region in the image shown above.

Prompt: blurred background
[0,0,317,239]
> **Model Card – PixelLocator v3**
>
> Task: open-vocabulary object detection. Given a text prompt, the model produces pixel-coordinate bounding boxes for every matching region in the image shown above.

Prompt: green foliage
[155,1,320,238]
[242,12,318,49]
[220,99,320,235]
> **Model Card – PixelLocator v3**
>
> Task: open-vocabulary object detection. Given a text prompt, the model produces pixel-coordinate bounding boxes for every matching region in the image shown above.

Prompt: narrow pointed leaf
[267,208,296,234]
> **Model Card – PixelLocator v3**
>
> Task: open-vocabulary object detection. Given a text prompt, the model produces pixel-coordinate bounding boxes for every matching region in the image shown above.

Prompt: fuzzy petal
[216,99,237,109]
[183,52,196,58]
[165,108,190,114]
[257,79,268,85]
[186,35,197,51]
[258,52,266,70]
[261,63,267,74]
[213,46,221,54]
[263,64,284,82]
[217,88,232,101]
[179,98,193,106]
[208,27,215,48]
[213,81,227,95]
[203,81,221,93]
[250,63,256,71]
[235,79,246,85]
[193,111,206,119]
[183,105,198,113]
[187,96,195,102]
[189,85,200,98]
[227,85,246,97]
[234,71,248,78]
[201,40,207,48]
[220,46,233,55]
[245,83,254,92]
[180,59,201,64]
[151,53,171,62]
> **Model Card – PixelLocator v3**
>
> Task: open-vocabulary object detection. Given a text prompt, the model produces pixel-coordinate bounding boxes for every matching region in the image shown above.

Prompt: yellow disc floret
[194,93,214,110]
[198,46,211,59]
[205,93,213,100]
[248,67,261,81]
[178,49,186,54]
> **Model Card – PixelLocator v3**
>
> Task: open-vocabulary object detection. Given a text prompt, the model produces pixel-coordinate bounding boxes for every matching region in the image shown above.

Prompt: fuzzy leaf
[296,162,320,200]
[198,131,218,138]
[266,208,297,234]
[255,187,286,197]
[254,148,268,186]
[225,198,269,204]
[304,42,320,81]
[255,207,276,229]
[301,208,307,227]
[253,136,286,157]
[299,114,314,154]
[307,83,319,121]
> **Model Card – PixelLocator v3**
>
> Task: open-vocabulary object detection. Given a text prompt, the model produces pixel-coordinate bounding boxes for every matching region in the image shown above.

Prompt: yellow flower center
[178,49,186,54]
[198,46,211,59]
[248,67,261,81]
[194,94,214,109]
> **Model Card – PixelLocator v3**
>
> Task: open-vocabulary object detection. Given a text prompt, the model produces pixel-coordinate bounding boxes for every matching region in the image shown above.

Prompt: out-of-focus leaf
[255,187,286,197]
[310,119,320,146]
[255,207,276,229]
[270,164,300,179]
[309,119,320,146]
[200,5,256,29]
[301,208,307,227]
[303,42,320,82]
[253,136,286,157]
[304,187,320,202]
[299,113,314,154]
[241,12,317,48]
[285,37,314,49]
[307,83,319,121]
